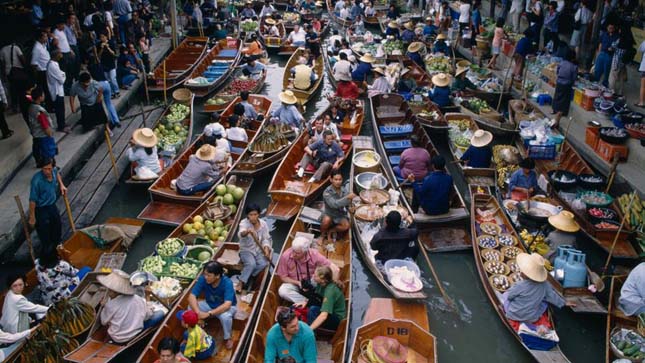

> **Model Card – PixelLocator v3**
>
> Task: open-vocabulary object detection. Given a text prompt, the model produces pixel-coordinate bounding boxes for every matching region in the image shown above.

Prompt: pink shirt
[399,147,431,179]
[276,248,330,281]
[492,27,504,48]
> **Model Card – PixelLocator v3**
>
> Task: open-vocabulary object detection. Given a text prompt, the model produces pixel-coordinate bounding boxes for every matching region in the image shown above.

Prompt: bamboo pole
[14,196,36,263]
[419,242,458,312]
[496,46,516,112]
[602,192,636,274]
[163,60,168,104]
[104,129,120,183]
[138,57,150,104]
[604,154,621,194]
[62,193,76,233]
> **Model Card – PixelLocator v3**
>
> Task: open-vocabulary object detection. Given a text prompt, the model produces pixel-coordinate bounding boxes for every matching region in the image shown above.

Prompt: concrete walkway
[0,37,171,256]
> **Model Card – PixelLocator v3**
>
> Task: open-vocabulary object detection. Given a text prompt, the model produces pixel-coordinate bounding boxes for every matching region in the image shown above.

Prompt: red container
[581,94,596,111]
[595,138,629,163]
[585,127,600,150]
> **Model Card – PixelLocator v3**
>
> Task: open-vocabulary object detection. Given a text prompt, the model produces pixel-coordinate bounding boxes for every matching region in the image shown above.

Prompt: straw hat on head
[371,336,409,363]
[516,253,548,282]
[470,129,493,147]
[97,269,135,295]
[426,16,433,22]
[548,211,580,233]
[279,90,298,104]
[265,18,276,25]
[404,21,414,30]
[359,53,375,63]
[196,144,216,161]
[436,33,446,40]
[407,42,423,53]
[132,128,158,148]
[388,21,399,29]
[372,67,385,75]
[455,65,469,77]
[431,73,451,87]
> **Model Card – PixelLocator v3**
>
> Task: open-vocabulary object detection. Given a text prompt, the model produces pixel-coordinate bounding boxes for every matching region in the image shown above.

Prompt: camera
[300,278,313,291]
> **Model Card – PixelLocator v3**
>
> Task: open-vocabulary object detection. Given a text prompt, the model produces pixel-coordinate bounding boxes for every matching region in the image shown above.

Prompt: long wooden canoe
[322,40,338,88]
[471,191,571,362]
[184,39,243,98]
[266,100,364,221]
[148,37,209,92]
[349,298,437,363]
[203,67,267,114]
[370,94,470,251]
[459,97,517,136]
[605,275,640,363]
[282,47,324,106]
[261,17,287,51]
[244,207,352,363]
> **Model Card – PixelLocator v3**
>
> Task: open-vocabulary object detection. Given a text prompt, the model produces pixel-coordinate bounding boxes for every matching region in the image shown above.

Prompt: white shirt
[268,25,280,37]
[324,121,341,140]
[510,0,524,12]
[368,76,392,96]
[260,4,275,17]
[332,59,352,80]
[227,127,248,142]
[339,7,350,20]
[288,28,307,43]
[83,13,95,28]
[31,41,50,71]
[575,7,593,24]
[556,0,565,12]
[0,291,48,334]
[340,49,353,58]
[0,44,24,76]
[0,328,30,361]
[53,29,71,53]
[335,1,345,12]
[459,3,471,23]
[127,146,162,174]
[99,294,147,343]
[638,41,645,72]
[46,60,65,99]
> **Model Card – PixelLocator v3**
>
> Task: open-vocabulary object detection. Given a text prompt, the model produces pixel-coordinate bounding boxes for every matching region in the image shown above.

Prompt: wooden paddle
[249,229,276,269]
[63,193,76,233]
[104,129,120,183]
[14,196,36,263]
[602,192,636,275]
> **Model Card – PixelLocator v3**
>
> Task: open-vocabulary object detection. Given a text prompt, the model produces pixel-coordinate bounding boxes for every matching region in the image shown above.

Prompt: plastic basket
[155,238,187,258]
[383,139,411,153]
[384,259,421,280]
[389,155,400,165]
[527,143,556,160]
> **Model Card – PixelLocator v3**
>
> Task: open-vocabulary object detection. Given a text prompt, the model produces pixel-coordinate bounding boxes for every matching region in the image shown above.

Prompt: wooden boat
[244,207,352,363]
[444,113,497,185]
[282,47,324,106]
[326,0,353,29]
[138,94,269,226]
[203,68,267,114]
[605,275,640,363]
[350,137,427,299]
[459,97,517,136]
[349,298,437,363]
[370,94,470,251]
[266,100,364,220]
[260,17,287,51]
[184,38,243,98]
[148,37,209,92]
[470,191,571,363]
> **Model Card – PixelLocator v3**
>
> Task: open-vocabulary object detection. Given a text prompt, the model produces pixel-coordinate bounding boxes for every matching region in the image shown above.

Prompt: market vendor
[335,73,361,99]
[277,236,332,304]
[260,1,275,18]
[367,67,392,97]
[320,170,355,243]
[544,211,580,262]
[513,28,536,81]
[0,326,35,361]
[428,73,451,107]
[290,56,317,90]
[351,53,375,82]
[452,65,477,92]
[409,155,454,215]
[401,21,416,43]
[432,33,450,55]
[370,211,418,267]
[264,18,281,37]
[508,157,538,200]
[423,16,438,37]
[460,129,493,168]
[386,4,398,19]
[406,42,425,68]
[394,135,431,180]
[385,21,400,39]
[127,127,161,180]
[618,262,645,316]
[272,90,305,130]
[29,158,66,255]
[551,48,577,129]
[237,203,272,292]
[296,130,344,182]
[242,34,265,57]
[240,1,257,19]
[175,145,227,196]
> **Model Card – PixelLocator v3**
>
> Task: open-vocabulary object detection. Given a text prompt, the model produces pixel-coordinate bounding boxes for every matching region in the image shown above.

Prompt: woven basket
[172,88,192,104]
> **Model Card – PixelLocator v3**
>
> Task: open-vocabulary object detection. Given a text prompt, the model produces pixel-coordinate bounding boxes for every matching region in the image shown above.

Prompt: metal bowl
[130,271,158,287]
[355,172,388,192]
[517,201,562,222]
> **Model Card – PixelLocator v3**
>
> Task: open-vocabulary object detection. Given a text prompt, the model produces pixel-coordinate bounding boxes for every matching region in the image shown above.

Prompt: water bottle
[563,251,587,288]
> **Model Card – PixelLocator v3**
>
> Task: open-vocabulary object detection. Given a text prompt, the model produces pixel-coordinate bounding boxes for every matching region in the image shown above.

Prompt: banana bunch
[618,192,645,232]
[20,326,79,363]
[43,298,95,337]
[496,165,520,188]
[520,229,545,249]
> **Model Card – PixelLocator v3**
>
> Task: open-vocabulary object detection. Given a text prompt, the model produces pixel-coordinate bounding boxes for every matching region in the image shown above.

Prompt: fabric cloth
[322,183,350,223]
[351,61,372,81]
[508,169,538,193]
[543,10,558,33]
[552,82,573,115]
[401,29,416,43]
[619,262,645,316]
[0,291,48,333]
[492,27,505,48]
[502,279,565,322]
[399,147,431,179]
[370,227,419,263]
[291,64,316,90]
[127,146,161,175]
[191,275,237,310]
[182,325,214,359]
[413,170,453,215]
[53,29,71,53]
[307,305,341,330]
[288,28,307,44]
[0,328,31,361]
[428,86,450,107]
[192,299,237,340]
[458,3,471,23]
[100,294,148,343]
[176,155,220,191]
[265,321,317,363]
[272,104,304,129]
[515,36,533,56]
[460,145,492,168]
[313,282,346,320]
[35,259,80,305]
[239,250,269,285]
[0,44,24,76]
[28,103,53,139]
[35,204,62,253]
[368,77,391,97]
[332,59,352,81]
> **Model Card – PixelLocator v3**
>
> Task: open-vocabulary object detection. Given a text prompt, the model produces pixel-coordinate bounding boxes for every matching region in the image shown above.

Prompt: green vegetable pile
[425,56,451,73]
[453,135,471,148]
[141,255,166,274]
[383,39,404,54]
[241,20,258,32]
[157,238,184,257]
[611,328,645,360]
[154,103,190,152]
[169,261,200,279]
[463,98,492,114]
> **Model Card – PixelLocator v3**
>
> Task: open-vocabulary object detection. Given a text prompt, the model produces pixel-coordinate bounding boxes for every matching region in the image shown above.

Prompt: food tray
[155,238,187,258]
[497,234,518,247]
[94,252,127,272]
[489,274,511,292]
[501,246,522,260]
[477,235,498,249]
[480,222,501,236]
[577,191,614,208]
[481,248,503,262]
[378,124,414,136]
[355,204,385,222]
[484,260,510,275]
[360,189,390,205]
[140,256,202,281]
[383,139,412,153]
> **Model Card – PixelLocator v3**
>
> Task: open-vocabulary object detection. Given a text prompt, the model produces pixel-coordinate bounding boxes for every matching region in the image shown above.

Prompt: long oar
[602,192,636,275]
[104,129,120,183]
[14,196,36,263]
[419,239,458,312]
[250,230,276,269]
[63,193,76,233]
[138,56,150,104]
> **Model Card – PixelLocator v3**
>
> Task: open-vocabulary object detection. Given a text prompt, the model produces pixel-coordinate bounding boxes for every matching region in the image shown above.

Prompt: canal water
[92,47,607,362]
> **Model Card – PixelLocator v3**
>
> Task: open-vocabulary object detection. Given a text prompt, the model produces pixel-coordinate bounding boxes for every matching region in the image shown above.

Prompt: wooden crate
[581,94,596,111]
[585,127,600,150]
[595,138,629,163]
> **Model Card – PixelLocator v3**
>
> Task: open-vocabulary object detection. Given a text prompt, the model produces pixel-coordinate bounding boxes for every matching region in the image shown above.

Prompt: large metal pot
[517,201,562,224]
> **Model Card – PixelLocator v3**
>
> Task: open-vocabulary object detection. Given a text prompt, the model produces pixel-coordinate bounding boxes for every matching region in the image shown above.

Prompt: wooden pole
[602,192,636,274]
[104,129,120,183]
[62,194,76,233]
[14,196,36,263]
[170,0,178,49]
[419,243,458,312]
[139,57,150,104]
[604,154,621,194]
[250,231,276,269]
[163,60,168,104]
[496,46,516,112]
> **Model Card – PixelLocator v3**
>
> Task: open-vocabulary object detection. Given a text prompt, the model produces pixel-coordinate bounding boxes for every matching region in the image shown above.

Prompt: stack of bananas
[43,298,95,336]
[20,323,79,363]
[618,192,645,251]
[493,145,520,188]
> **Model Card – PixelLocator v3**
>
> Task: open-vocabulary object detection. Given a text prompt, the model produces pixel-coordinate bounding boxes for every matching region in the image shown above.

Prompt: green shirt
[314,282,346,320]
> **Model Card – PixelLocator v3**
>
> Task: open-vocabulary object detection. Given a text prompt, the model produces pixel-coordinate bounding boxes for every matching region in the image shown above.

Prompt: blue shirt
[351,61,372,81]
[600,32,619,53]
[29,169,59,207]
[385,27,400,39]
[401,29,416,42]
[350,4,362,19]
[191,275,237,309]
[433,40,449,55]
[414,170,453,215]
[429,86,450,107]
[460,145,492,168]
[272,104,304,129]
[243,61,266,80]
[515,37,533,56]
[423,24,437,36]
[407,51,424,68]
[508,169,538,192]
[472,9,481,29]
[264,321,317,363]
[309,139,344,163]
[241,100,258,119]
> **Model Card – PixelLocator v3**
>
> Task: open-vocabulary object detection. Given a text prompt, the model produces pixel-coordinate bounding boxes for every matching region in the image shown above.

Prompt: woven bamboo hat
[196,144,216,161]
[97,269,135,295]
[132,128,158,148]
[359,53,375,63]
[431,73,451,87]
[387,21,399,29]
[279,90,298,104]
[455,65,469,77]
[404,21,414,30]
[436,33,446,40]
[372,67,385,75]
[470,129,493,147]
[265,18,276,25]
[407,42,423,53]
[548,211,580,233]
[516,253,548,282]
[371,336,409,363]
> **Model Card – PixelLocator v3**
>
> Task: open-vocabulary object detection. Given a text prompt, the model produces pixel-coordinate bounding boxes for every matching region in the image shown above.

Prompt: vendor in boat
[452,66,478,92]
[401,21,416,43]
[0,326,35,361]
[296,130,344,182]
[408,155,453,215]
[367,67,392,97]
[320,170,355,243]
[295,265,346,331]
[213,24,228,40]
[243,34,265,57]
[508,157,538,200]
[260,1,276,18]
[175,145,228,196]
[332,52,353,82]
[335,73,361,100]
[385,21,400,39]
[502,253,573,326]
[544,211,580,262]
[241,1,257,19]
[0,274,49,334]
[394,135,431,181]
[97,269,165,344]
[238,91,259,119]
[351,53,375,82]
[154,337,190,363]
[277,236,333,304]
[28,158,66,255]
[286,24,307,47]
[370,210,419,267]
[398,69,418,93]
[226,115,249,142]
[265,307,317,362]
[459,129,493,168]
[407,42,425,68]
[127,127,162,180]
[290,56,317,90]
[619,262,645,316]
[272,90,305,130]
[237,203,273,292]
[386,4,398,20]
[264,18,281,37]
[428,73,451,107]
[423,16,438,37]
[433,33,450,55]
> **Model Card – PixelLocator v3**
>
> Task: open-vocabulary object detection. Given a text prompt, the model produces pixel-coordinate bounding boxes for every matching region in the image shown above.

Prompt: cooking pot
[517,201,563,223]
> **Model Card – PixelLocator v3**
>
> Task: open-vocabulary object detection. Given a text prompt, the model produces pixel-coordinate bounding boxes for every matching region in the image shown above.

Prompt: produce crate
[581,94,596,111]
[541,64,557,87]
[94,253,127,272]
[585,126,600,150]
[595,139,629,163]
[527,143,557,160]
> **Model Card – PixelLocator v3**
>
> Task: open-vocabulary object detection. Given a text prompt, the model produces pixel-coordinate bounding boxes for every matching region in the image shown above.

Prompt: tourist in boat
[187,261,237,350]
[204,121,231,155]
[618,262,645,316]
[401,21,416,43]
[265,307,317,362]
[98,270,165,344]
[286,24,307,47]
[322,113,341,142]
[127,127,162,180]
[0,326,35,361]
[307,117,326,144]
[550,48,577,129]
[272,90,305,130]
[28,86,58,166]
[154,337,190,363]
[432,33,450,55]
[332,52,352,82]
[305,24,321,59]
[364,1,375,17]
[226,115,249,143]
[329,103,345,124]
[28,157,66,255]
[178,310,216,360]
[367,67,392,97]
[407,42,425,68]
[452,66,477,92]
[241,1,257,19]
[277,235,332,304]
[339,2,351,20]
[295,265,346,331]
[351,53,374,82]
[69,72,108,133]
[459,130,493,168]
[320,170,355,243]
[408,155,453,215]
[508,157,538,200]
[334,0,346,15]
[544,211,580,262]
[353,15,366,35]
[428,73,451,107]
[264,18,281,37]
[297,130,344,182]
[243,34,265,58]
[0,274,49,333]
[370,210,418,266]
[335,73,361,100]
[242,57,266,82]
[385,21,400,39]
[238,91,259,120]
[237,203,272,292]
[290,56,317,90]
[35,247,91,305]
[175,145,227,196]
[394,135,430,181]
[260,0,276,18]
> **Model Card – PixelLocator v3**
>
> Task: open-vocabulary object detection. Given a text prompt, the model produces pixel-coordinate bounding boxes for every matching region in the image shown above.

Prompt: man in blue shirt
[265,308,317,363]
[272,91,305,130]
[351,54,374,81]
[508,157,539,200]
[297,130,344,182]
[423,17,438,38]
[239,91,258,119]
[242,57,266,81]
[401,22,416,43]
[188,262,237,350]
[594,23,618,87]
[29,158,67,256]
[350,0,362,20]
[433,33,450,55]
[409,155,454,215]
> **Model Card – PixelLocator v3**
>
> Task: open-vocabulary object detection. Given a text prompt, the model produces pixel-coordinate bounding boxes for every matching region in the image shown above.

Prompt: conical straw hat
[516,253,548,282]
[548,211,580,232]
[97,269,135,295]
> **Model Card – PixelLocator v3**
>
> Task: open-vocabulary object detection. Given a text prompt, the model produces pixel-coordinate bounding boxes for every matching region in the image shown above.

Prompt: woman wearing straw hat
[271,90,305,131]
[263,18,281,37]
[367,67,392,98]
[432,33,450,55]
[385,20,400,39]
[175,145,228,196]
[127,128,161,180]
[452,65,477,92]
[428,73,451,107]
[544,211,580,262]
[406,42,425,68]
[351,53,374,82]
[459,129,493,168]
[401,21,416,43]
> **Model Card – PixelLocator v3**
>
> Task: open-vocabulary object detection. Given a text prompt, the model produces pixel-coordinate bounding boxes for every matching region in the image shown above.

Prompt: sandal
[634,103,645,108]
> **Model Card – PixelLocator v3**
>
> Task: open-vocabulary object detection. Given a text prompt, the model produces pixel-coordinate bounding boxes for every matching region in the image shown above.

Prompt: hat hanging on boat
[431,73,451,87]
[359,53,375,63]
[407,42,423,53]
[470,129,493,147]
[455,65,469,77]
[265,18,276,25]
[97,269,135,295]
[387,21,399,29]
[516,252,548,282]
[195,144,217,161]
[548,211,580,233]
[279,90,298,104]
[132,128,158,148]
[370,336,409,363]
[436,33,446,40]
[404,21,414,30]
[372,67,385,75]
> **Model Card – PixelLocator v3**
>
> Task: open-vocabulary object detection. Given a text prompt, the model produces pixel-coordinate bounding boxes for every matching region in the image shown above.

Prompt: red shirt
[335,81,360,100]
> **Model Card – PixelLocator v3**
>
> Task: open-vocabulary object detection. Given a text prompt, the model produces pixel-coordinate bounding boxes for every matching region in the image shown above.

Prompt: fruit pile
[154,103,190,152]
[462,98,492,114]
[241,20,259,32]
[221,76,259,96]
[205,97,231,106]
[424,55,451,73]
[250,124,290,153]
[157,238,185,257]
[141,255,165,274]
